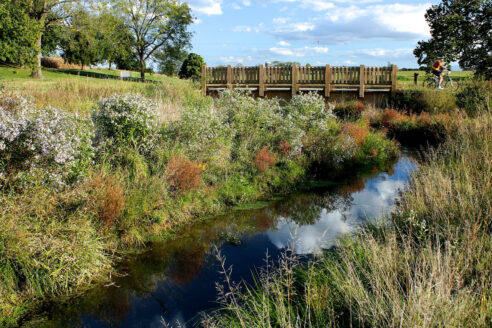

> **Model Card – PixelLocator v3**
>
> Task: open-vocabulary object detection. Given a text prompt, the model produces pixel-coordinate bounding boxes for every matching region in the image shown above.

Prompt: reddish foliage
[279,141,291,157]
[381,109,402,126]
[343,123,368,145]
[356,101,365,112]
[166,155,203,193]
[90,174,125,230]
[255,147,278,172]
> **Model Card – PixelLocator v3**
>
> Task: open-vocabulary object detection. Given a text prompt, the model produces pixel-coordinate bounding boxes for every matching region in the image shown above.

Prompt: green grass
[397,70,474,90]
[0,65,200,115]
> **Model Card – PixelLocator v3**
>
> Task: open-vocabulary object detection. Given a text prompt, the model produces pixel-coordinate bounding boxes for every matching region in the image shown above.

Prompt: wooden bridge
[202,64,398,100]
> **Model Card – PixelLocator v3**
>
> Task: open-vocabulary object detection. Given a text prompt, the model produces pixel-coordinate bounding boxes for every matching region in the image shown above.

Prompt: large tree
[414,0,492,79]
[113,0,193,81]
[28,0,81,78]
[59,8,101,69]
[0,1,41,67]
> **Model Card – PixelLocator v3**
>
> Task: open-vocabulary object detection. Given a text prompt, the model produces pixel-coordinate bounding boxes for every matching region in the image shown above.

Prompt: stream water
[37,153,417,328]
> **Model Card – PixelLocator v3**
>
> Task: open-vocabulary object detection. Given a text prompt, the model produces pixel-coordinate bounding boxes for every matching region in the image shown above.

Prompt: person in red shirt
[432,57,449,89]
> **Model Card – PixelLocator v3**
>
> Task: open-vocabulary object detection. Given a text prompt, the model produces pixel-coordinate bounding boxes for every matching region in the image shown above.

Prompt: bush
[456,81,491,117]
[0,92,94,188]
[286,92,334,131]
[92,94,159,154]
[166,154,203,193]
[254,147,277,172]
[334,100,365,120]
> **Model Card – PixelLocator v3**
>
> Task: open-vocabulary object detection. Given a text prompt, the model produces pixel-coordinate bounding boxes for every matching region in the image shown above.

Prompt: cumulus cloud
[268,3,431,44]
[277,40,291,46]
[187,0,223,15]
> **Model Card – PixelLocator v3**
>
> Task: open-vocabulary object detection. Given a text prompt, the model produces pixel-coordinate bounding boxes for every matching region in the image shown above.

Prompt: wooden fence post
[391,65,398,96]
[292,64,297,96]
[227,65,232,89]
[259,65,265,97]
[201,65,207,96]
[359,65,365,98]
[325,65,331,97]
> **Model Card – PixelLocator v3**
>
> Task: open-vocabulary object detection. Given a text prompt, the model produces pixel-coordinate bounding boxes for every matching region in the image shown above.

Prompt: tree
[0,1,41,67]
[59,9,101,69]
[155,45,188,76]
[28,0,81,78]
[178,53,204,80]
[97,9,134,70]
[113,0,193,81]
[414,0,492,79]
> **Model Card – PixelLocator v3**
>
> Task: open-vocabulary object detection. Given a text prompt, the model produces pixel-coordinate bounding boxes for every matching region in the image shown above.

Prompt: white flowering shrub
[0,93,94,188]
[92,94,160,154]
[286,92,335,131]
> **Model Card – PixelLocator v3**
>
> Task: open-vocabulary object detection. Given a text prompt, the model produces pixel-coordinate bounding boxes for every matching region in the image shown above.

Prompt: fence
[202,64,398,98]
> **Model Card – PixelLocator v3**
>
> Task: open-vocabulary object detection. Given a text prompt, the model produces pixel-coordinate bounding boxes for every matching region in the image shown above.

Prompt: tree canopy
[414,0,492,79]
[179,53,204,80]
[113,0,193,81]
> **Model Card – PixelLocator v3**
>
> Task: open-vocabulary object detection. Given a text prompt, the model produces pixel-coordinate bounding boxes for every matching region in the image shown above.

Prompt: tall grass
[204,113,492,328]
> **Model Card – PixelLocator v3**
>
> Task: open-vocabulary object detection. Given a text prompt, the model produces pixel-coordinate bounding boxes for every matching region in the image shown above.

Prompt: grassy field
[397,69,474,89]
[0,66,200,116]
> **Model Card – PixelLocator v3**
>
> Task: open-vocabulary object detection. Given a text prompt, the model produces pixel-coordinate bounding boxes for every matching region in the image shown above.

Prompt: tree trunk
[30,1,47,79]
[140,57,145,81]
[109,61,112,70]
[30,33,43,79]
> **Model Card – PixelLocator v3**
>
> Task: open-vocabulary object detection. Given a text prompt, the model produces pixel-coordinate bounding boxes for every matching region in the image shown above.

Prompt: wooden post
[359,65,365,98]
[227,65,232,89]
[259,65,265,97]
[391,65,398,96]
[292,64,297,96]
[201,65,207,96]
[325,65,331,97]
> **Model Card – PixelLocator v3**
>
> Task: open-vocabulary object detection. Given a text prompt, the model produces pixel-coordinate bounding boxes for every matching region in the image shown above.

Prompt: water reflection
[38,155,417,328]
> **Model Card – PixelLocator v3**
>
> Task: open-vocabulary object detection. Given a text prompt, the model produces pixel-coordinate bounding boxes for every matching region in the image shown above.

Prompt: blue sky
[185,0,440,68]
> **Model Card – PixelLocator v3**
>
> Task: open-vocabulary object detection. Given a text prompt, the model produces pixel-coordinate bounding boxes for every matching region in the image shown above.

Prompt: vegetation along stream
[34,151,417,327]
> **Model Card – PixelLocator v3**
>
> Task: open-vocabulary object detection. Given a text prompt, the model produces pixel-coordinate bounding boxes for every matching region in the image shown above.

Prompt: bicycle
[422,70,459,90]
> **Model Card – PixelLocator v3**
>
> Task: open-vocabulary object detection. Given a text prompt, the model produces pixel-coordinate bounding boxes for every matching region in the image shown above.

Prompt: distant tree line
[0,0,203,81]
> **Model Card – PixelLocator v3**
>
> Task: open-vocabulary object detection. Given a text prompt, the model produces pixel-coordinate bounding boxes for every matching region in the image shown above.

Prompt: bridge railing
[202,64,398,98]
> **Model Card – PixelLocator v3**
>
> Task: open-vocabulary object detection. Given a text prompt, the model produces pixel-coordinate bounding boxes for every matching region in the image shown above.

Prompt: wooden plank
[202,65,207,96]
[359,65,365,98]
[227,65,232,89]
[391,65,398,96]
[259,65,265,97]
[325,65,331,97]
[292,64,298,96]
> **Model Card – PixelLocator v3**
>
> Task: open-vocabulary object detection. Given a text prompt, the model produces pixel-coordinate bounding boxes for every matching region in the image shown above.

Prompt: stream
[37,152,417,328]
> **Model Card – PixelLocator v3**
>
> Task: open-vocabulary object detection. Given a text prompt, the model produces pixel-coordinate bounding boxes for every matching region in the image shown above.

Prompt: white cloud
[269,3,431,44]
[269,46,329,57]
[273,17,290,24]
[233,25,253,32]
[187,0,223,16]
[277,41,291,46]
[218,55,254,64]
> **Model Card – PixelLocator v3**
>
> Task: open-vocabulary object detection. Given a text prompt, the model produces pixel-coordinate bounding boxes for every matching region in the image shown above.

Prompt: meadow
[0,65,490,327]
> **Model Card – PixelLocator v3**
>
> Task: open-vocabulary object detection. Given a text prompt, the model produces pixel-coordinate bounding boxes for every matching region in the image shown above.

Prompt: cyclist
[432,57,449,90]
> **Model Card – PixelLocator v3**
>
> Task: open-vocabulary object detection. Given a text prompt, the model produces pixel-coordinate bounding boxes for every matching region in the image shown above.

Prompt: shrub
[41,57,82,69]
[334,100,365,120]
[89,173,125,231]
[166,154,203,193]
[92,94,159,154]
[254,147,277,172]
[418,90,457,114]
[456,81,491,117]
[343,123,368,145]
[286,92,334,131]
[0,92,94,188]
